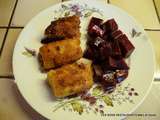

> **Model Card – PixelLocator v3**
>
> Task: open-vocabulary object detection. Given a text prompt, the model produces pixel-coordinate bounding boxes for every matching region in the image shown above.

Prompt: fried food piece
[45,15,80,39]
[47,59,94,98]
[39,38,83,70]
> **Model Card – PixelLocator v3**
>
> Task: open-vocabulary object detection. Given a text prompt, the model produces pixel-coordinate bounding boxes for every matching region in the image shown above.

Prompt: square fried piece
[39,38,83,70]
[45,15,80,39]
[47,59,94,98]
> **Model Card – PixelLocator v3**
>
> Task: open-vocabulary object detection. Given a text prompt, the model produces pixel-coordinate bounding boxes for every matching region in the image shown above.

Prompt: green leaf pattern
[71,101,84,115]
[92,86,102,96]
[102,95,113,107]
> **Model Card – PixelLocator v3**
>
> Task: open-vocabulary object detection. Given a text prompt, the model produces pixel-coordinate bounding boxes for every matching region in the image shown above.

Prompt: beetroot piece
[85,17,134,92]
[101,71,116,91]
[115,70,128,83]
[117,34,135,58]
[93,65,104,82]
[83,47,95,60]
[83,46,100,62]
[99,41,112,60]
[110,30,123,40]
[111,39,122,58]
[115,58,129,70]
[88,17,104,37]
[89,17,103,27]
[102,34,109,41]
[87,37,112,61]
[90,37,106,49]
[103,57,129,70]
[88,25,104,37]
[101,19,118,33]
[104,57,117,70]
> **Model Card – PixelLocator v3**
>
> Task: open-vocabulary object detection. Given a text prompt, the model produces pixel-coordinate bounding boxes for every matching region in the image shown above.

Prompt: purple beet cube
[101,71,116,89]
[88,17,104,37]
[116,59,129,70]
[117,34,135,58]
[99,41,112,60]
[102,57,117,70]
[111,30,123,40]
[83,47,95,60]
[103,57,129,70]
[88,25,104,37]
[89,17,103,27]
[93,65,104,82]
[91,37,106,49]
[101,19,118,33]
[111,39,122,58]
[93,65,104,77]
[102,34,109,41]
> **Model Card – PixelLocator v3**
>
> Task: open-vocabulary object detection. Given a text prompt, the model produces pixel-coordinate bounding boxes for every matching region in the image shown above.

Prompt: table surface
[0,0,160,120]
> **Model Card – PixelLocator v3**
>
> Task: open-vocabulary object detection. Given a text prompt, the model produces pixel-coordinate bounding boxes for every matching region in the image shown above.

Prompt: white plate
[13,0,155,120]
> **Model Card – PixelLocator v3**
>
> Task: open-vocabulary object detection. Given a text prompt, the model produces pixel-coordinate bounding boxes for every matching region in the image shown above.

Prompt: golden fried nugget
[45,15,80,39]
[39,38,82,70]
[47,59,93,98]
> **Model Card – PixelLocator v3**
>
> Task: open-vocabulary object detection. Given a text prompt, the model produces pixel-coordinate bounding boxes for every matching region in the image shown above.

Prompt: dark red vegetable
[110,30,123,40]
[116,59,129,70]
[99,41,112,60]
[89,17,103,27]
[93,65,104,82]
[83,46,100,63]
[89,37,106,49]
[85,17,135,92]
[88,25,104,37]
[101,19,118,33]
[111,39,122,58]
[101,71,116,91]
[102,34,109,41]
[103,57,129,70]
[88,17,104,37]
[117,34,135,58]
[83,47,95,60]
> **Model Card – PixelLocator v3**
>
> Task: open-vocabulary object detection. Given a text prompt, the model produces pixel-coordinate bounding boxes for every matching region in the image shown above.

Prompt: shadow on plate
[12,82,48,120]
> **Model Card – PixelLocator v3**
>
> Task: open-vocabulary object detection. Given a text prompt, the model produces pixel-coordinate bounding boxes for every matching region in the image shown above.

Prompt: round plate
[13,0,155,120]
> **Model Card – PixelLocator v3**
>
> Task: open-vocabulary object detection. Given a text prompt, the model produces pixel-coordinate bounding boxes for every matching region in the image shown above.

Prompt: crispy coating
[47,59,94,98]
[39,38,82,70]
[45,15,80,39]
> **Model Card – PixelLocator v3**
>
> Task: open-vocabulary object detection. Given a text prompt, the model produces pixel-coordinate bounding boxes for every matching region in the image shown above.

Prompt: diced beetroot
[83,47,95,60]
[101,58,114,71]
[88,25,104,37]
[111,39,122,58]
[117,34,135,58]
[101,19,118,33]
[93,65,104,82]
[99,41,112,60]
[116,59,129,70]
[102,34,109,41]
[86,17,133,88]
[110,30,123,40]
[89,37,106,49]
[115,70,128,83]
[89,17,103,27]
[101,71,116,90]
[103,57,129,70]
[88,17,104,37]
[83,46,101,63]
[87,37,112,61]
